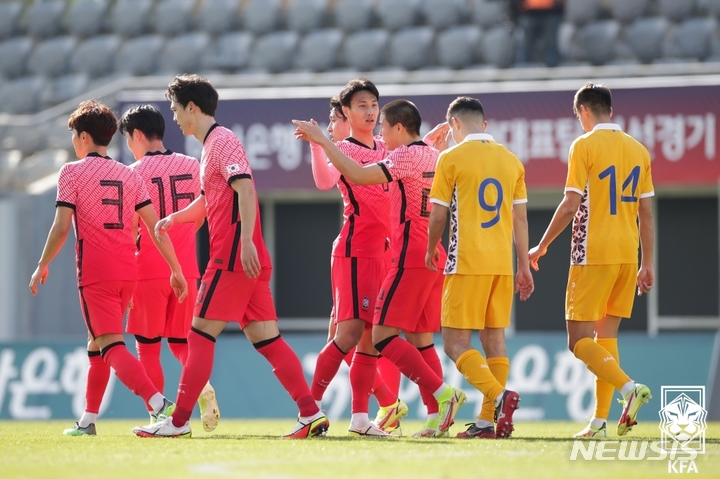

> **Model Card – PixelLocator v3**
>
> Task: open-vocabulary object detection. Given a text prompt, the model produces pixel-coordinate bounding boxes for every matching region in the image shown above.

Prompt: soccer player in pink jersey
[29,100,188,435]
[132,74,327,439]
[294,99,466,438]
[119,104,220,432]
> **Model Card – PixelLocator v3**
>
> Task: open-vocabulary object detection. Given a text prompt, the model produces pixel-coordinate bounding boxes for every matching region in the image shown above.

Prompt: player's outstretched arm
[155,194,207,237]
[138,204,188,302]
[529,191,582,271]
[512,203,534,301]
[230,177,261,279]
[29,206,73,295]
[637,197,655,296]
[309,136,342,190]
[426,204,448,271]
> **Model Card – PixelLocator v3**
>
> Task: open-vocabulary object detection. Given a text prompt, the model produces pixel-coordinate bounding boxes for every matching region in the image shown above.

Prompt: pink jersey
[333,138,390,258]
[56,153,150,286]
[200,124,271,272]
[131,151,201,280]
[378,141,447,269]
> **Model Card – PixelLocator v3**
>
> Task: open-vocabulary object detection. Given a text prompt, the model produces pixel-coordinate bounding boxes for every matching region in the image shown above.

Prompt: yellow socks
[478,356,510,422]
[456,349,504,404]
[594,338,619,420]
[573,337,630,392]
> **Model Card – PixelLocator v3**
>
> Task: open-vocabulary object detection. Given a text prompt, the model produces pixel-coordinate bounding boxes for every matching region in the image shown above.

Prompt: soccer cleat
[150,398,176,424]
[282,414,329,439]
[63,422,96,436]
[385,420,403,437]
[133,417,192,438]
[436,386,466,433]
[574,421,607,438]
[198,383,220,433]
[348,422,390,437]
[617,383,652,436]
[456,422,496,439]
[495,390,520,438]
[373,399,409,432]
[411,418,443,438]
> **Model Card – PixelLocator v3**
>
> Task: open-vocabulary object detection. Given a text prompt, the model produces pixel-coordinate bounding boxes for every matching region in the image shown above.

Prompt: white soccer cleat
[198,383,220,433]
[348,422,391,437]
[133,417,192,438]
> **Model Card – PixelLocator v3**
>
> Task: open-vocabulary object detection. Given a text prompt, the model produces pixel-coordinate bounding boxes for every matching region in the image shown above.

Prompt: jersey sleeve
[513,160,528,205]
[565,138,589,196]
[133,171,152,211]
[56,164,76,209]
[639,148,655,198]
[378,146,414,183]
[219,138,252,186]
[429,152,453,207]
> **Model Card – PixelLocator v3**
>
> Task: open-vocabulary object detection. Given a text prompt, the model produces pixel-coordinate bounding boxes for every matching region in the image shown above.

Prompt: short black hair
[118,104,165,141]
[573,82,612,116]
[67,100,117,147]
[329,96,346,120]
[166,74,218,116]
[380,99,422,136]
[339,78,379,108]
[446,96,485,122]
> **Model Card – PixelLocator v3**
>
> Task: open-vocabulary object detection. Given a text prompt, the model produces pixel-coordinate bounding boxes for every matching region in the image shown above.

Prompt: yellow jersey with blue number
[429,133,527,275]
[565,123,654,265]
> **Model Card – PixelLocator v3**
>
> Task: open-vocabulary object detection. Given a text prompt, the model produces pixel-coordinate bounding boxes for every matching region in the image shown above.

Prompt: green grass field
[1,420,718,479]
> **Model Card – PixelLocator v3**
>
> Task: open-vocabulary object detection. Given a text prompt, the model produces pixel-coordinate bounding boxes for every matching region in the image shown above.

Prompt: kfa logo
[659,386,707,474]
[361,296,370,311]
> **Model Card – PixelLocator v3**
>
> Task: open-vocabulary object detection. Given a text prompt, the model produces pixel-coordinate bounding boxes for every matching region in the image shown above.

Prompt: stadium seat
[26,0,67,38]
[707,0,720,18]
[249,31,300,73]
[421,0,466,30]
[158,33,212,74]
[14,149,69,188]
[0,1,23,39]
[579,20,621,65]
[109,0,153,37]
[387,27,435,70]
[666,17,717,60]
[625,17,670,63]
[241,0,283,35]
[70,35,122,77]
[436,25,483,69]
[293,29,343,72]
[27,36,78,77]
[153,0,196,36]
[65,0,110,38]
[114,35,166,76]
[471,0,509,29]
[0,76,47,115]
[196,0,240,35]
[0,37,34,79]
[565,0,603,25]
[341,29,389,71]
[376,0,421,31]
[333,0,373,32]
[41,73,90,108]
[658,0,697,23]
[201,32,254,72]
[286,0,330,33]
[479,25,515,68]
[609,0,649,24]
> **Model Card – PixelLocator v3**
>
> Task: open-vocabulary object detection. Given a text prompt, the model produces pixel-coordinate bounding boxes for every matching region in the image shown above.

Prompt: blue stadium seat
[158,33,212,74]
[333,0,373,32]
[26,0,67,38]
[387,27,435,70]
[27,36,77,77]
[65,0,110,38]
[71,35,123,77]
[286,0,330,33]
[472,0,508,29]
[625,17,670,63]
[202,32,254,72]
[565,0,603,25]
[0,1,23,39]
[579,20,621,65]
[609,0,649,24]
[249,31,300,73]
[153,0,196,36]
[376,0,421,31]
[658,0,697,23]
[114,35,166,76]
[293,29,344,72]
[0,37,34,79]
[196,0,240,35]
[341,29,389,71]
[436,26,483,69]
[109,0,154,37]
[241,0,283,35]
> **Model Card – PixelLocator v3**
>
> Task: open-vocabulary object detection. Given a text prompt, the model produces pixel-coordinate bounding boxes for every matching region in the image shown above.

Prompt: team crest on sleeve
[226,164,241,174]
[381,158,394,169]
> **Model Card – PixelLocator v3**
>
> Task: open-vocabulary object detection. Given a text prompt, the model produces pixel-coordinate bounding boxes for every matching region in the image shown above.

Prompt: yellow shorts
[441,274,513,330]
[565,264,637,321]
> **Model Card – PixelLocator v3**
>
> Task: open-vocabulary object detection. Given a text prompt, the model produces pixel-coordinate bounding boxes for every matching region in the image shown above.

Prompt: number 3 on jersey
[478,178,503,228]
[598,165,640,215]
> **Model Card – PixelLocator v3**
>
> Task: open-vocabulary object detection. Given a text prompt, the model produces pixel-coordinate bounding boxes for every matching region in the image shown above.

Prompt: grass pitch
[1,420,718,479]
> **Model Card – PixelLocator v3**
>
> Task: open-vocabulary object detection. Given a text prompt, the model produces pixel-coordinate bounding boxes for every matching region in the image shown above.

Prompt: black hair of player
[380,99,422,137]
[166,74,218,116]
[339,78,379,108]
[446,96,485,122]
[67,100,117,147]
[118,104,165,141]
[573,83,612,117]
[330,96,346,120]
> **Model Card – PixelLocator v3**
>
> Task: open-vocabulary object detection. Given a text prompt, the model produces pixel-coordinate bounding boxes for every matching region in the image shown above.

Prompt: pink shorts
[79,281,136,339]
[127,278,198,339]
[373,267,443,333]
[331,256,386,325]
[194,268,277,327]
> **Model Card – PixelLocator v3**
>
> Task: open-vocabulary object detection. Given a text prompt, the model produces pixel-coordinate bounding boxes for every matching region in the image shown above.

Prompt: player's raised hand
[515,266,534,301]
[528,244,547,271]
[155,214,176,240]
[425,248,440,272]
[170,269,188,303]
[29,264,49,295]
[425,122,450,151]
[637,264,654,296]
[241,238,261,279]
[292,119,326,144]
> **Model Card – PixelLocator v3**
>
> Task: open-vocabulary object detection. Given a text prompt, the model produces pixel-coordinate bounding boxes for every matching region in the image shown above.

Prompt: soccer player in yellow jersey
[529,83,655,438]
[427,96,535,439]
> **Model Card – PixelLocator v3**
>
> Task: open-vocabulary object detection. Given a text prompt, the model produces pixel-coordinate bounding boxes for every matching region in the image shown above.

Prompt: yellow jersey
[565,123,654,265]
[430,133,527,275]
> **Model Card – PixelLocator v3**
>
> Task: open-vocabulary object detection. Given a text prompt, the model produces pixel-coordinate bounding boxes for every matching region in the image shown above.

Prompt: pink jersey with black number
[131,151,201,280]
[56,153,150,286]
[378,142,447,269]
[200,124,271,272]
[333,138,390,258]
